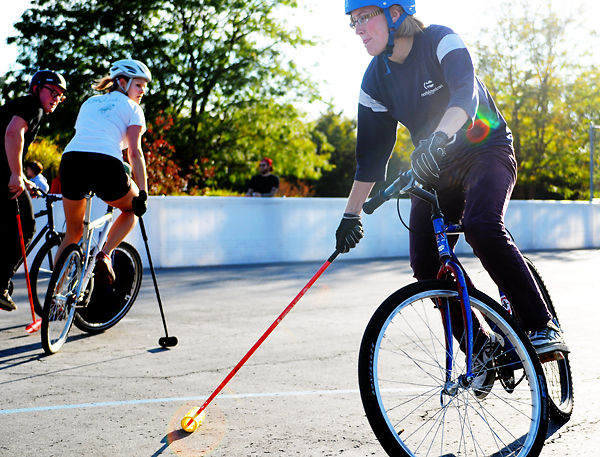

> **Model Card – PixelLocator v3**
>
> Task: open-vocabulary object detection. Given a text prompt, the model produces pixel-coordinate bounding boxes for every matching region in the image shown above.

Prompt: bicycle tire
[358,279,548,457]
[74,241,142,333]
[29,233,64,316]
[524,257,574,422]
[41,244,82,355]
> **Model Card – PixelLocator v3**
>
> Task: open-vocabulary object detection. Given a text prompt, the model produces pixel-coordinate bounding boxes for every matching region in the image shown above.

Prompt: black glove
[410,131,452,186]
[132,190,148,217]
[335,213,364,254]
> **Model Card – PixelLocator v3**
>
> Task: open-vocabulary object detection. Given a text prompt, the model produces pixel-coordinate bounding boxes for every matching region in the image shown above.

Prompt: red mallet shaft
[15,199,42,333]
[183,250,339,430]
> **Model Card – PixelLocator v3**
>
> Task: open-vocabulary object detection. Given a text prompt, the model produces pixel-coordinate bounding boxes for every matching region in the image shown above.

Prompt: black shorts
[60,151,131,201]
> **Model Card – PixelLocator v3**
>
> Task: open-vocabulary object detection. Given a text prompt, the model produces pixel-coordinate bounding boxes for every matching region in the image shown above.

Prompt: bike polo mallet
[180,250,340,433]
[15,199,42,333]
[138,216,178,348]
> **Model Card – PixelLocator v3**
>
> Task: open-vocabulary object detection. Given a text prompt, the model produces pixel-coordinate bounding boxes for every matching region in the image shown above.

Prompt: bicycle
[9,189,64,316]
[41,192,143,355]
[357,170,572,457]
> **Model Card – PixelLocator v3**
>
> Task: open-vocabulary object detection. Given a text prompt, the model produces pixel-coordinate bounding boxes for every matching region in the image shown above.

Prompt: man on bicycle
[335,0,568,356]
[0,70,67,312]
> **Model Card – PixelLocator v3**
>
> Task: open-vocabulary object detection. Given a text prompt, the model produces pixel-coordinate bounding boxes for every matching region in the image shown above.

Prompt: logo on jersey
[421,80,444,97]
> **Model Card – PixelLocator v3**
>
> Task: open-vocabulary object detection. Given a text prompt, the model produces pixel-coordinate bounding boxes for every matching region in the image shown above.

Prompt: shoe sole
[0,300,17,312]
[538,350,566,363]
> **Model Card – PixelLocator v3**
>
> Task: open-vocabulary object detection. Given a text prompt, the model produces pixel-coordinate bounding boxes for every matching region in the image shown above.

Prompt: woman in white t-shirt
[56,59,151,284]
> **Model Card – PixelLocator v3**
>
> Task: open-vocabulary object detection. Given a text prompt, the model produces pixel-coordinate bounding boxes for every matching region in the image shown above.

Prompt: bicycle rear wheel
[41,244,82,355]
[358,280,548,457]
[29,233,64,316]
[74,241,142,333]
[525,257,574,422]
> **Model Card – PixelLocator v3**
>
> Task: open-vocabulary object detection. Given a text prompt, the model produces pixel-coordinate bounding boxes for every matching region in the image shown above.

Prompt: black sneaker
[529,321,570,357]
[0,290,17,312]
[471,331,504,399]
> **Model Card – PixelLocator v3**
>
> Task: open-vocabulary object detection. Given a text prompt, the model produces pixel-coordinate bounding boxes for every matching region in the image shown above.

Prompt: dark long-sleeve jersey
[355,24,512,182]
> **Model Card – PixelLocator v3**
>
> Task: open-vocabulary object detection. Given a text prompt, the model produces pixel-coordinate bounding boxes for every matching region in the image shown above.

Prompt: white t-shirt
[64,91,146,161]
[31,174,49,192]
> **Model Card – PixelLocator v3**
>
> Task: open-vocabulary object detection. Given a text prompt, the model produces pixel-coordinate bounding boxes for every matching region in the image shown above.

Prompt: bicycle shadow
[547,418,570,436]
[459,419,569,457]
[0,332,92,373]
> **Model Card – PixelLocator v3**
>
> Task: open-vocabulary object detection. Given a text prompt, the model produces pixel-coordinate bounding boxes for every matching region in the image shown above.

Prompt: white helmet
[110,59,152,91]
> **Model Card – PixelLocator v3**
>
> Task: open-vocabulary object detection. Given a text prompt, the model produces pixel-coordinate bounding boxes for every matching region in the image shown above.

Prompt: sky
[0,0,598,119]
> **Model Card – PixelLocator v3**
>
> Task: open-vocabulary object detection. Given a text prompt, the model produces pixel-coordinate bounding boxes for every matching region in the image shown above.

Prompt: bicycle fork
[431,216,476,400]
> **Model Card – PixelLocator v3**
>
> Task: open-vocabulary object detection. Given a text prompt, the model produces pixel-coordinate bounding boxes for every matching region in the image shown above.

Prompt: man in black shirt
[0,70,66,311]
[246,157,279,197]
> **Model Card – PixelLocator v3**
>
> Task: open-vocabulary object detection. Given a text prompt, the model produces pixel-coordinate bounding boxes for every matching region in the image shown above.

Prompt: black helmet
[29,70,67,93]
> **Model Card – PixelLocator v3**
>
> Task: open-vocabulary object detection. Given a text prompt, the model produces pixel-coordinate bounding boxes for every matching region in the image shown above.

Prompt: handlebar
[362,170,414,214]
[362,170,439,214]
[31,186,62,203]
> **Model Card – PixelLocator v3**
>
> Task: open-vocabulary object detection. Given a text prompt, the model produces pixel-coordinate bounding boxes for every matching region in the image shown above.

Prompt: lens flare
[466,110,500,144]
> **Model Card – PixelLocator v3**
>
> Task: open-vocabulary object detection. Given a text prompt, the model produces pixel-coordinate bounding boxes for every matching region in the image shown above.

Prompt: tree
[3,0,328,192]
[143,113,194,195]
[310,111,356,197]
[24,138,62,184]
[309,110,414,197]
[473,1,600,199]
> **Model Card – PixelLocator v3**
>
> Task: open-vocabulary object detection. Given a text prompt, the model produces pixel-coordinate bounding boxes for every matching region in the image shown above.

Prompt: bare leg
[102,184,140,255]
[56,198,87,259]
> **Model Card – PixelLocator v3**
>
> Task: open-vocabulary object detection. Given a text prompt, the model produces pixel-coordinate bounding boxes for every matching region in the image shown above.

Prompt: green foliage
[308,110,414,197]
[5,0,598,199]
[473,1,600,199]
[2,0,325,193]
[24,138,62,183]
[202,188,245,197]
[143,113,194,195]
[180,100,332,192]
[309,111,355,197]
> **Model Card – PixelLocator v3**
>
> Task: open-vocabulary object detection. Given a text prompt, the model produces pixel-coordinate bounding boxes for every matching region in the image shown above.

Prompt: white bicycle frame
[74,194,116,303]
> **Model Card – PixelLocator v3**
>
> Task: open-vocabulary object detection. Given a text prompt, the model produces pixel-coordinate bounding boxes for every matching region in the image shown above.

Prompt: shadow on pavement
[151,431,188,457]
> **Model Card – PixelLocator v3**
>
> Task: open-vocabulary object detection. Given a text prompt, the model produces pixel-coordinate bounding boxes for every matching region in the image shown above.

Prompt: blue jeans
[409,145,551,331]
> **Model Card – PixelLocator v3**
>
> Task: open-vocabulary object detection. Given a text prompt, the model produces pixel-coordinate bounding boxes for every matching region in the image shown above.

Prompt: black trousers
[408,144,551,332]
[0,186,35,293]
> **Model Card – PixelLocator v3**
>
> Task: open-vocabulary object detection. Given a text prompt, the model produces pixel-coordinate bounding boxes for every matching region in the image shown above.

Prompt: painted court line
[0,387,421,416]
[0,388,361,415]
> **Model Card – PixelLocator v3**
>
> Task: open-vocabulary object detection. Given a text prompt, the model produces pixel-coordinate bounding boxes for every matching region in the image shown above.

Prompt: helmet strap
[380,8,409,74]
[383,9,408,54]
[116,77,132,94]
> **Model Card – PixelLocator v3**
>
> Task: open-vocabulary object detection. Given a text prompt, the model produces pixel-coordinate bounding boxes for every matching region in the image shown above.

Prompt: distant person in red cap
[246,157,279,197]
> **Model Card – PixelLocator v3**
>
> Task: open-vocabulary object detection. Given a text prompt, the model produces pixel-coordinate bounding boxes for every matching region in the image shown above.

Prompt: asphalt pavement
[1,249,598,456]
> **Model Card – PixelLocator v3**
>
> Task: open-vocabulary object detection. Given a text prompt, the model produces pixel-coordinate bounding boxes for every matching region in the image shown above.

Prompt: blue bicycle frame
[364,172,477,390]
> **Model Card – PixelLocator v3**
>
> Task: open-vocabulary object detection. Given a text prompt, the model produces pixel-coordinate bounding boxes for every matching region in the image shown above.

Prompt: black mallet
[139,216,178,348]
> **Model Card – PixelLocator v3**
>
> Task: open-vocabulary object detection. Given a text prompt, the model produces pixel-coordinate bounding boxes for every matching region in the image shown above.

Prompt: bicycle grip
[362,190,388,215]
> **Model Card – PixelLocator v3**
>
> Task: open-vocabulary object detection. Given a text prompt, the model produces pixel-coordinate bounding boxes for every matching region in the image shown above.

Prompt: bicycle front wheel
[29,233,64,316]
[74,241,142,333]
[358,280,548,457]
[525,257,574,422]
[41,244,82,355]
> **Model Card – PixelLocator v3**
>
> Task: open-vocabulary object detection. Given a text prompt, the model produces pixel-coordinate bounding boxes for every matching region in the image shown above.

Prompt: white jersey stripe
[359,88,388,113]
[436,33,466,63]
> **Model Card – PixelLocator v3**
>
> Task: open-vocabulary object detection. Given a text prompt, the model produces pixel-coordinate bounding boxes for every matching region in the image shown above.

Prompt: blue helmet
[344,1,415,15]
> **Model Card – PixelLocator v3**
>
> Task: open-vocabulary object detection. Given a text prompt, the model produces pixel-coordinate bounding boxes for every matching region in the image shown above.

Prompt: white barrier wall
[31,196,600,268]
